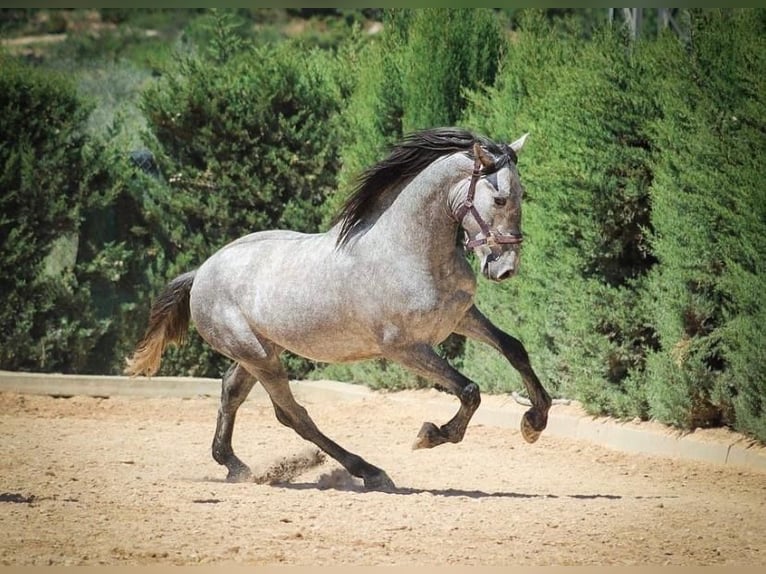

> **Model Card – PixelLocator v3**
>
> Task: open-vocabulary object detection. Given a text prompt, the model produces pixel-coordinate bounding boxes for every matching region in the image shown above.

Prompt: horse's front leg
[386,344,481,449]
[454,305,552,443]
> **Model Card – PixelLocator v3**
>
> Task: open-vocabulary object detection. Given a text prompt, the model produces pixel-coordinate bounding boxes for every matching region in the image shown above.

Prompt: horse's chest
[391,283,471,317]
[372,275,475,344]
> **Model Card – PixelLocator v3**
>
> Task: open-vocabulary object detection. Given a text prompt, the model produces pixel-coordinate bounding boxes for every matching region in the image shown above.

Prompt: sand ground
[1,388,764,566]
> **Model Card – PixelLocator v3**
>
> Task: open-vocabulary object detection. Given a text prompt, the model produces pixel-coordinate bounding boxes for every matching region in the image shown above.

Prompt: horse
[125,127,552,491]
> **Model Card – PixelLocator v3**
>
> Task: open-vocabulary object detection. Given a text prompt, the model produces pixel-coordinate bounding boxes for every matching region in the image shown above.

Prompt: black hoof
[363,470,396,492]
[226,463,254,483]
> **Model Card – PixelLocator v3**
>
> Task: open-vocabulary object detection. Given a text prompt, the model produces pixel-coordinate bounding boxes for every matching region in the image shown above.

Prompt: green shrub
[643,9,766,438]
[461,13,657,416]
[138,36,349,378]
[73,126,186,375]
[0,54,101,372]
[399,8,504,131]
[459,9,766,443]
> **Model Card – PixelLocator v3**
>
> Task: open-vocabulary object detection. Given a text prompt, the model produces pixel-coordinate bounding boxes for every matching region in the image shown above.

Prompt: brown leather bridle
[454,155,524,250]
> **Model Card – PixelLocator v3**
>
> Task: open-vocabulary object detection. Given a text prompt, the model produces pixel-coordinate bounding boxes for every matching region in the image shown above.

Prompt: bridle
[453,154,524,250]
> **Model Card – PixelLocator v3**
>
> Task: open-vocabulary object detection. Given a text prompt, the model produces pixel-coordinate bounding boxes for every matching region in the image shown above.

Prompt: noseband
[453,155,524,250]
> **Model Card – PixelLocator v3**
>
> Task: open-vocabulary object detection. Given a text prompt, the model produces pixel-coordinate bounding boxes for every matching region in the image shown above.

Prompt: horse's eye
[494,197,508,207]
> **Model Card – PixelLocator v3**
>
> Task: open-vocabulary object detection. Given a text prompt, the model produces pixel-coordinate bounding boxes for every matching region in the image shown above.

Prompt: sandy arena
[1,383,764,566]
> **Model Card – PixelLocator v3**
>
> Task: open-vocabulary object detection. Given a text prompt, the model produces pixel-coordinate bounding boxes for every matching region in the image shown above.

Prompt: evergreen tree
[643,9,766,437]
[0,54,102,372]
[401,8,504,131]
[139,36,348,377]
[462,11,657,416]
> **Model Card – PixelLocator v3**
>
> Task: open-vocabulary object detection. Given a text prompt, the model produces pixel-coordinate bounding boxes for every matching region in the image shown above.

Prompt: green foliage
[456,9,766,442]
[2,8,764,443]
[73,129,184,375]
[642,9,766,435]
[399,8,504,131]
[0,54,102,372]
[139,34,349,377]
[461,15,657,418]
[319,24,405,224]
[0,53,180,375]
[75,59,154,148]
[182,8,251,63]
[143,42,345,244]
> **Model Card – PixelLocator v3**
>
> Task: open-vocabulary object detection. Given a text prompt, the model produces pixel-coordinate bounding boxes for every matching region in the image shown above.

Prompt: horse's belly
[251,295,385,362]
[258,285,475,363]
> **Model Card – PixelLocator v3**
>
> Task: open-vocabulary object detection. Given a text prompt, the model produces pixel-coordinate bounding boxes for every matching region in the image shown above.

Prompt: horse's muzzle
[482,251,518,282]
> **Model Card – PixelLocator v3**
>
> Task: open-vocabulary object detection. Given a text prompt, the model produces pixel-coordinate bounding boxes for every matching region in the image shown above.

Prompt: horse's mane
[333,127,514,247]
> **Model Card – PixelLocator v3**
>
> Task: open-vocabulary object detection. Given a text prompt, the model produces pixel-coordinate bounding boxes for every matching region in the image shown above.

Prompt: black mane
[333,127,514,247]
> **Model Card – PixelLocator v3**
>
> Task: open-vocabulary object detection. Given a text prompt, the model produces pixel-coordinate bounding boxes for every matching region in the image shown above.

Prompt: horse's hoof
[226,465,254,483]
[412,421,443,450]
[520,410,544,444]
[364,470,396,492]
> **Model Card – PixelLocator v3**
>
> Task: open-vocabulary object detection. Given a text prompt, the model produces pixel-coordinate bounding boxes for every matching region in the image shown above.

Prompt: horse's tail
[124,270,197,377]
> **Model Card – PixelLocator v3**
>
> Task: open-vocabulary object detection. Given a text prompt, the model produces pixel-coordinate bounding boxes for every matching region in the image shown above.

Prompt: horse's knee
[222,392,248,414]
[212,442,229,465]
[272,401,315,435]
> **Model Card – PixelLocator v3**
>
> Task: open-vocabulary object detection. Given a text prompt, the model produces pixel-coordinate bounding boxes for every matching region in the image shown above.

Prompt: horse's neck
[365,154,469,260]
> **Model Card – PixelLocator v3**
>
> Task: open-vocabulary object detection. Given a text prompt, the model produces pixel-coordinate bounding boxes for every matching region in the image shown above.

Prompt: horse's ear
[509,132,529,154]
[473,142,495,169]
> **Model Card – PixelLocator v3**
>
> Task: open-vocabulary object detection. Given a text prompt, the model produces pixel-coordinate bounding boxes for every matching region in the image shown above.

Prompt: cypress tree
[462,12,657,417]
[0,54,101,372]
[644,9,766,438]
[401,8,504,131]
[139,37,347,377]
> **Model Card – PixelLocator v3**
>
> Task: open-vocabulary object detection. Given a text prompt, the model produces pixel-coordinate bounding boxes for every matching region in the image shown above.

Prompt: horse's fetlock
[461,382,481,408]
[212,446,229,465]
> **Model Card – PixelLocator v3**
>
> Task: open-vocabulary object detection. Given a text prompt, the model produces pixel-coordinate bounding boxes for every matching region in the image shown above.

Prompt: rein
[454,155,524,250]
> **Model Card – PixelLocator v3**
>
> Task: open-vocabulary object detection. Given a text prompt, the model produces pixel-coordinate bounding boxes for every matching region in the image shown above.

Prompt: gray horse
[125,127,552,490]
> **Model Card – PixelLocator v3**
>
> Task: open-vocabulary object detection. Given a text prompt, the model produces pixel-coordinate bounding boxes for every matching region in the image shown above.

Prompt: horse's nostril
[498,269,514,280]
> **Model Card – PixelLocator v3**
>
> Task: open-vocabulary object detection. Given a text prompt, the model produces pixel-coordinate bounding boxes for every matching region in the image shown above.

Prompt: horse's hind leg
[247,356,395,491]
[386,344,481,449]
[212,363,257,482]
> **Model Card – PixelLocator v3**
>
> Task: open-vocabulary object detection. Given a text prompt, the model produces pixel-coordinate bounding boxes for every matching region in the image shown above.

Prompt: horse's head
[454,133,528,282]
